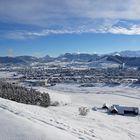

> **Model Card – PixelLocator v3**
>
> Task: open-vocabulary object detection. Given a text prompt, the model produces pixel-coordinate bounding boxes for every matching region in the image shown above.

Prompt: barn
[109,105,139,116]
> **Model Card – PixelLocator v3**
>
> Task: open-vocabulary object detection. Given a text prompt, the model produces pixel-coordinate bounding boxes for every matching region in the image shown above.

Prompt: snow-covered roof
[102,103,110,109]
[111,105,139,115]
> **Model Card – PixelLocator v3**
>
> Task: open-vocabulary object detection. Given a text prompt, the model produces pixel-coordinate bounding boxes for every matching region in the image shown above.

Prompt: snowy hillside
[0,84,140,140]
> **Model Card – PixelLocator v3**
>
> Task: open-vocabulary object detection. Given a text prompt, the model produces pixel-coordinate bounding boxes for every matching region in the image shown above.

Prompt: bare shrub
[79,107,89,116]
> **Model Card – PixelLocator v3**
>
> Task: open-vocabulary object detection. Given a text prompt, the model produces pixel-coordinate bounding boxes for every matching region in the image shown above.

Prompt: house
[110,106,118,114]
[25,80,46,87]
[102,103,110,109]
[109,105,139,116]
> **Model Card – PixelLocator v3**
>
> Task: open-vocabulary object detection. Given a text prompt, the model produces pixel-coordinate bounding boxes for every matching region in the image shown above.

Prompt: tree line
[0,81,50,107]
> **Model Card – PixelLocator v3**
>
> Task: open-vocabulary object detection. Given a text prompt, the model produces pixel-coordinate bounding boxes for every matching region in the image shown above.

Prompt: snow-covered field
[0,84,140,140]
[0,71,17,79]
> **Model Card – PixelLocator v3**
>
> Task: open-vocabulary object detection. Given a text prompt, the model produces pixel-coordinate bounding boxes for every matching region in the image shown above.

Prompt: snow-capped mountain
[57,53,99,62]
[1,50,140,67]
[111,50,140,57]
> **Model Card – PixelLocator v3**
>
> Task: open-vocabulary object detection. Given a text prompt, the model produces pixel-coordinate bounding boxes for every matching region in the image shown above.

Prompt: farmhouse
[110,105,139,116]
[102,103,110,109]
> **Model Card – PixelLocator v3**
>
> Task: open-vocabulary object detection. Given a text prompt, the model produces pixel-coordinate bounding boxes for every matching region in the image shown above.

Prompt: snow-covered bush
[79,107,89,116]
[51,101,60,106]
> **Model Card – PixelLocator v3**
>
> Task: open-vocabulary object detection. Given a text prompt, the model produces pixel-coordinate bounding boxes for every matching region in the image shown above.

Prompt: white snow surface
[0,71,17,78]
[0,84,140,140]
[36,87,71,106]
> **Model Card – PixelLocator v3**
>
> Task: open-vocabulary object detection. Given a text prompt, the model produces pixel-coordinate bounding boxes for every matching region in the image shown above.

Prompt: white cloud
[0,0,140,26]
[109,25,140,35]
[3,23,140,40]
[0,0,140,38]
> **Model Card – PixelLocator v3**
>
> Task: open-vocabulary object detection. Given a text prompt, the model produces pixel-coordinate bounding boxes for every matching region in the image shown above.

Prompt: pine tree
[0,81,50,107]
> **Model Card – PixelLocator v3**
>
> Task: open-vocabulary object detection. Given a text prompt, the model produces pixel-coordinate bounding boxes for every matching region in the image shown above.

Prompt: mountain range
[0,50,140,67]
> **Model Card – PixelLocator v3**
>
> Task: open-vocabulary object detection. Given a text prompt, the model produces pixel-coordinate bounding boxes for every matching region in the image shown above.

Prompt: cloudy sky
[0,0,140,56]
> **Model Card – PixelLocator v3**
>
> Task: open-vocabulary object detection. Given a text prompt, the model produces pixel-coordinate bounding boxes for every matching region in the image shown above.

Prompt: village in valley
[0,59,140,116]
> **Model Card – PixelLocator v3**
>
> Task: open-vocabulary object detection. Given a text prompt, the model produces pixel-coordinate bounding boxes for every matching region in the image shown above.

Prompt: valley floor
[0,84,140,140]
